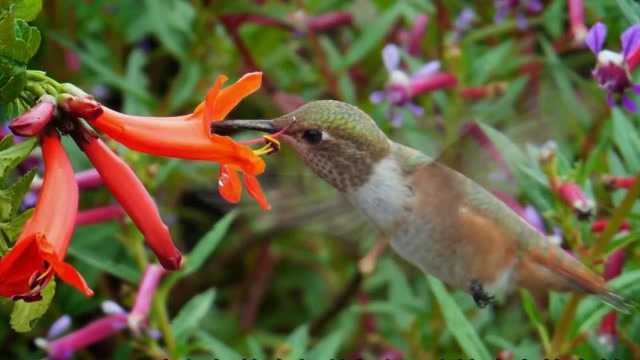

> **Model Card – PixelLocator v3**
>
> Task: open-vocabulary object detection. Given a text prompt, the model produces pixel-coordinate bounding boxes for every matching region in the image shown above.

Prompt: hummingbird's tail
[526,245,637,313]
[597,290,638,314]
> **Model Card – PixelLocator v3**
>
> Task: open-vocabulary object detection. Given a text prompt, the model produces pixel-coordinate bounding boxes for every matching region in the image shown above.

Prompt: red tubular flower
[75,205,125,226]
[568,0,586,43]
[72,130,182,270]
[0,132,92,300]
[603,175,636,190]
[405,14,428,56]
[306,11,353,32]
[9,96,56,137]
[81,72,271,209]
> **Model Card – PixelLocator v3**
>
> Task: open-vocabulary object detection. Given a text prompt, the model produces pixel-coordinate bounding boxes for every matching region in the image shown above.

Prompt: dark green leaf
[0,136,36,179]
[10,280,55,332]
[0,56,26,104]
[0,0,42,21]
[0,208,32,253]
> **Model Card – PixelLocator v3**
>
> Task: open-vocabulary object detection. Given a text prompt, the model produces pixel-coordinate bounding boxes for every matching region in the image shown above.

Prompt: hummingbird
[213,100,634,312]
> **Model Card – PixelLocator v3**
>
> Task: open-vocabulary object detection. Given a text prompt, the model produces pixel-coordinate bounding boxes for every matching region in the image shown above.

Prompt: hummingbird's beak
[211,119,279,134]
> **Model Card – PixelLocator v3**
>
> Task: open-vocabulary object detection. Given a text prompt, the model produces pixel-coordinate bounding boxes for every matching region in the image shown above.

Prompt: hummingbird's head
[213,100,391,191]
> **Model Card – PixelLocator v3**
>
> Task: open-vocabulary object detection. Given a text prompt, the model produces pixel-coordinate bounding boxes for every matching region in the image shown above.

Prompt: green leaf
[122,49,151,115]
[341,4,402,69]
[67,244,140,283]
[542,0,564,38]
[0,169,35,219]
[171,288,216,340]
[0,7,41,64]
[610,108,640,172]
[0,0,42,21]
[0,136,36,179]
[519,290,551,351]
[283,324,309,360]
[0,55,26,104]
[616,0,640,24]
[196,331,244,359]
[167,62,201,113]
[181,211,236,277]
[427,277,492,360]
[10,280,55,332]
[0,208,31,254]
[307,329,345,359]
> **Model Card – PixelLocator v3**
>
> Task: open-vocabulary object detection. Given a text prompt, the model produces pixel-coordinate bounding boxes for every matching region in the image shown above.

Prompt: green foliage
[428,277,492,360]
[0,0,41,104]
[0,136,36,252]
[172,289,216,341]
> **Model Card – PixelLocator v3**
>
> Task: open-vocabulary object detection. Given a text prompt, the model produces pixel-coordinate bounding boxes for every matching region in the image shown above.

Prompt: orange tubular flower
[0,132,93,301]
[84,72,271,209]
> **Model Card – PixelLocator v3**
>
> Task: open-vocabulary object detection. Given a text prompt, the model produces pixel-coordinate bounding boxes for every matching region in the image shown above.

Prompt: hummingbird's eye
[302,129,323,144]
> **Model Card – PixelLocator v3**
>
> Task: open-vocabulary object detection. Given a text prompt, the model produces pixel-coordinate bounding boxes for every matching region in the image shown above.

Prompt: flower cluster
[36,265,165,360]
[586,23,640,112]
[370,44,457,126]
[0,72,275,301]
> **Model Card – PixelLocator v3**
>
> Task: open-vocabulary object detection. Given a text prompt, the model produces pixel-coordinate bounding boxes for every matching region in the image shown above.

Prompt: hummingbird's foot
[469,280,495,308]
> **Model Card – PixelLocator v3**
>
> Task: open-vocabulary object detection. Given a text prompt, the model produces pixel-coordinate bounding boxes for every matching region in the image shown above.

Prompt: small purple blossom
[371,44,456,126]
[494,0,543,29]
[47,315,72,340]
[586,22,640,112]
[452,7,476,42]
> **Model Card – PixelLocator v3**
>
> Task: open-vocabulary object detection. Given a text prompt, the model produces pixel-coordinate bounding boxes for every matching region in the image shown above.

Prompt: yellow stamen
[252,135,281,156]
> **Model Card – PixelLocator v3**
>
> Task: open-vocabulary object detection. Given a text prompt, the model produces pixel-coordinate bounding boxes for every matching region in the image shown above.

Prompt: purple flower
[128,265,165,333]
[370,44,456,126]
[586,22,640,112]
[494,0,543,29]
[452,7,476,42]
[36,265,165,359]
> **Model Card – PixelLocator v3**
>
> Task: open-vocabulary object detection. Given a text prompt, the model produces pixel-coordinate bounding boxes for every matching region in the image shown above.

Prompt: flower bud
[9,95,56,137]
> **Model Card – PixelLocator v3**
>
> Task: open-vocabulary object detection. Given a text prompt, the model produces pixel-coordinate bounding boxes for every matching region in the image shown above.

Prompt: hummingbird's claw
[469,280,495,308]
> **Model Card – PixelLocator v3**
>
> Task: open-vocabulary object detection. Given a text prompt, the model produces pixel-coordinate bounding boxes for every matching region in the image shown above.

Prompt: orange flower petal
[243,173,271,211]
[218,165,242,203]
[203,75,228,125]
[212,72,262,121]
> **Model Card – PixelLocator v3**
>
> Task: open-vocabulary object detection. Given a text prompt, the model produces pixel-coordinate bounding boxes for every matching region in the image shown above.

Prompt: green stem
[548,295,581,356]
[153,286,177,357]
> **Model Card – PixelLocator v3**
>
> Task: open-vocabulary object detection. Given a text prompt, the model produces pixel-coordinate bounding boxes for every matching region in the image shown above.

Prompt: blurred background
[2,0,640,359]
